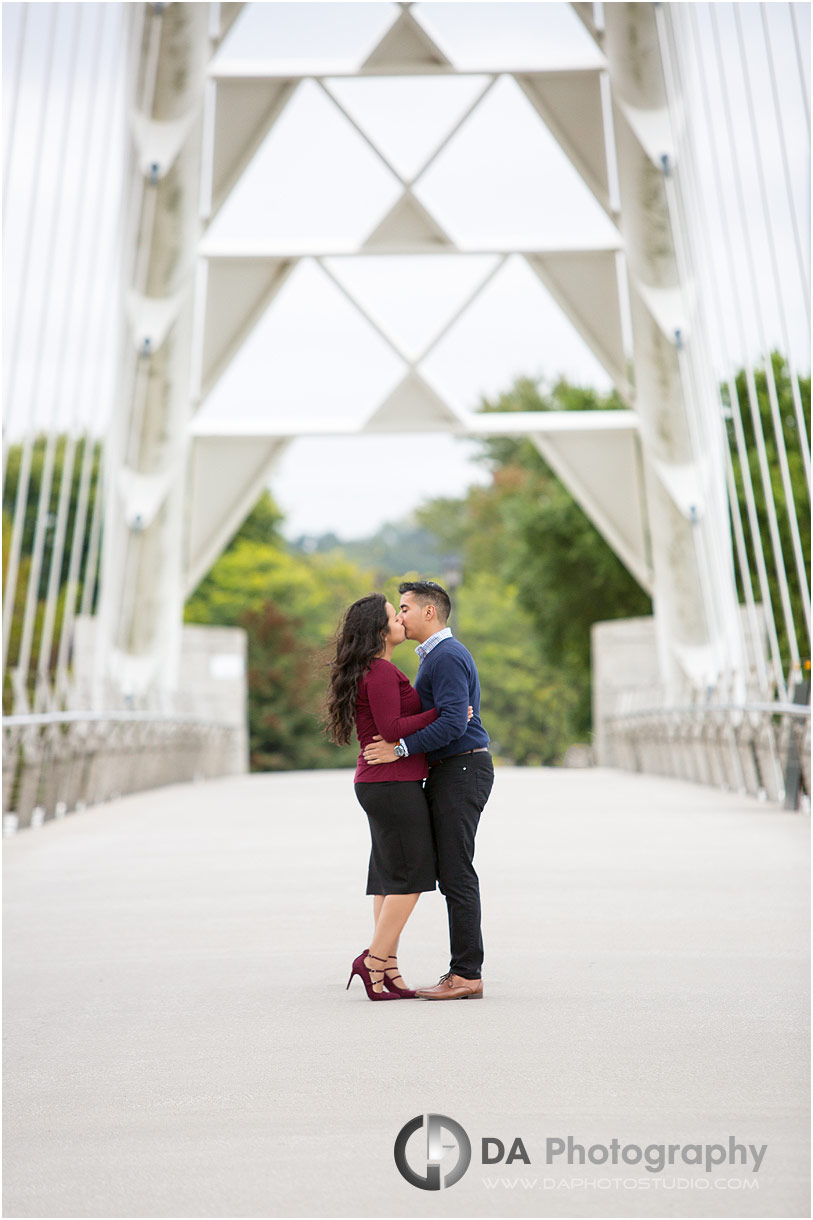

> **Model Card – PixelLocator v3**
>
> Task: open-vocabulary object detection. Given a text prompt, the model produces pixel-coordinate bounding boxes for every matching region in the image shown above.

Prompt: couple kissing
[326,580,494,1001]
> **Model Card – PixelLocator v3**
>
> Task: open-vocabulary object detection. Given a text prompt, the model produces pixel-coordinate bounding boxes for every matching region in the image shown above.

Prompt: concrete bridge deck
[3,767,809,1218]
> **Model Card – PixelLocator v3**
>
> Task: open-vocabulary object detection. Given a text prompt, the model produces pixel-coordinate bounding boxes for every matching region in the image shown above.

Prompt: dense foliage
[184,494,375,770]
[2,435,102,710]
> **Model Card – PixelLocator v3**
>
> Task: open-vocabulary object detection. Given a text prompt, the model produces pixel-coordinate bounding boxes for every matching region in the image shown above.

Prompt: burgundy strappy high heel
[346,951,401,1000]
[383,955,417,998]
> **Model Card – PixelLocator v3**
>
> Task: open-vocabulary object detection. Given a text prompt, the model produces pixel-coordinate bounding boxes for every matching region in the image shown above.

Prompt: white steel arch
[95,0,787,709]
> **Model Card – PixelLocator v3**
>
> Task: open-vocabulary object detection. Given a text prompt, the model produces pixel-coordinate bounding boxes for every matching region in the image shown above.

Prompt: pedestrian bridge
[3,767,808,1218]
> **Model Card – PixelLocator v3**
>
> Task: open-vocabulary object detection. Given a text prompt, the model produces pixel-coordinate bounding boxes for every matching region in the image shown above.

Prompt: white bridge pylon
[104,2,744,702]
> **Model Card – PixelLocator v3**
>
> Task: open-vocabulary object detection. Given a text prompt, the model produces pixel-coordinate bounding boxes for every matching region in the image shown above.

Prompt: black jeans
[424,752,494,979]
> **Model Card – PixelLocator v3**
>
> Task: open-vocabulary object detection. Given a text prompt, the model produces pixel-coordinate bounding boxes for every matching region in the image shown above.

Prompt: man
[363,580,494,1000]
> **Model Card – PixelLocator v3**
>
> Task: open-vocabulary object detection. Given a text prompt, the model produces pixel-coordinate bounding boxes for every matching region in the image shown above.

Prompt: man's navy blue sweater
[402,637,489,763]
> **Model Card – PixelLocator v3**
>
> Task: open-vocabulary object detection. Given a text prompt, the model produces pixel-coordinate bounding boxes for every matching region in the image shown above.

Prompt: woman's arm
[365,662,438,741]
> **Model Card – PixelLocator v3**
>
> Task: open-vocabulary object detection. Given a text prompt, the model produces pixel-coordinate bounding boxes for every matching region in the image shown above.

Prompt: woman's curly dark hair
[324,593,390,746]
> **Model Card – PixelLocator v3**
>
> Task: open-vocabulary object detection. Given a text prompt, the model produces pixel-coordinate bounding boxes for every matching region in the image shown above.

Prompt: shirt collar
[415,626,453,660]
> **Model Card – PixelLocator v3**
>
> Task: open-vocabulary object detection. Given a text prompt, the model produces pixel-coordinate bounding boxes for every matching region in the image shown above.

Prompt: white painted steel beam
[602,3,743,691]
[189,407,638,438]
[96,3,210,704]
[208,60,606,81]
[200,239,621,258]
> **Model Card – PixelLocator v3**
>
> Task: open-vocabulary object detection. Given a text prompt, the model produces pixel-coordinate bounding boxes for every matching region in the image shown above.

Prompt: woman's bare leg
[365,894,419,990]
[373,899,408,988]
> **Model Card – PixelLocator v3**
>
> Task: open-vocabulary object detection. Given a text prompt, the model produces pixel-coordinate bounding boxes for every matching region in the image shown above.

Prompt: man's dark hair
[398,580,452,625]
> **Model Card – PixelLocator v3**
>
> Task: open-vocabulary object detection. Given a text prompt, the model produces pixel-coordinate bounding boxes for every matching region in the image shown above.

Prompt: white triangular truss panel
[530,424,652,593]
[524,249,629,397]
[209,78,298,219]
[570,2,604,49]
[216,4,246,48]
[517,68,613,218]
[187,2,650,592]
[323,253,502,362]
[360,8,452,72]
[185,436,290,598]
[362,192,453,249]
[323,75,493,182]
[200,256,297,399]
[363,370,466,432]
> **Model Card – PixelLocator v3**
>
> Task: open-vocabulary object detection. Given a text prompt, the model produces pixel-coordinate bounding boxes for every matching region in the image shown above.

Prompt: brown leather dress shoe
[415,972,484,1000]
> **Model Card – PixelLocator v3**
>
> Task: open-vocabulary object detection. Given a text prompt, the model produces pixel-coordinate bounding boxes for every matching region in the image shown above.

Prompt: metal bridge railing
[604,701,811,808]
[2,712,242,833]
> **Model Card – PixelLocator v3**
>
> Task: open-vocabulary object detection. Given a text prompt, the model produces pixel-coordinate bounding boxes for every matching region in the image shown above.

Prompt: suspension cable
[663,4,780,697]
[789,1,811,134]
[13,6,92,709]
[759,3,810,320]
[55,4,142,710]
[756,4,811,490]
[2,4,29,216]
[676,5,791,695]
[2,5,63,680]
[37,6,118,710]
[731,5,810,638]
[660,10,771,701]
[1,4,30,492]
[706,4,803,676]
[2,5,59,439]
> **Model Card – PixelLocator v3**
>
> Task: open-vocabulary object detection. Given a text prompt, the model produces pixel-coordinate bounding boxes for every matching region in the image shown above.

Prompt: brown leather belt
[429,747,489,767]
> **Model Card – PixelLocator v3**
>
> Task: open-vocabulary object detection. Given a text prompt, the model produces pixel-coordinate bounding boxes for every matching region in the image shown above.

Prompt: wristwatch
[393,741,408,759]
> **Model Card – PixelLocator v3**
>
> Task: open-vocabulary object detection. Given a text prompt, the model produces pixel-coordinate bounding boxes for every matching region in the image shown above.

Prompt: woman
[325,593,447,1001]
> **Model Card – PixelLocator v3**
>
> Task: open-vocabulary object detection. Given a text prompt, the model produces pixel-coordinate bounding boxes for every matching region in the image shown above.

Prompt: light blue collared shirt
[415,626,453,664]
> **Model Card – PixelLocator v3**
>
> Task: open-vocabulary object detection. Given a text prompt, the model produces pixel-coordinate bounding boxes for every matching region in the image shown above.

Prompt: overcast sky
[3,2,810,539]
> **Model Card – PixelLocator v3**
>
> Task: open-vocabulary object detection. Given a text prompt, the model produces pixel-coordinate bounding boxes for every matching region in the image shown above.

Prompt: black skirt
[354,780,438,895]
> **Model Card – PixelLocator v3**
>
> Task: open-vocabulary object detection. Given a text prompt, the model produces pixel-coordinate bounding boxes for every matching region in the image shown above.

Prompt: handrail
[2,711,244,828]
[2,711,232,727]
[601,698,810,807]
[607,701,811,720]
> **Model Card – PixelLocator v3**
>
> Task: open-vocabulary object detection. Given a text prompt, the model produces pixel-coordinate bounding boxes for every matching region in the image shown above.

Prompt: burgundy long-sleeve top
[354,658,438,783]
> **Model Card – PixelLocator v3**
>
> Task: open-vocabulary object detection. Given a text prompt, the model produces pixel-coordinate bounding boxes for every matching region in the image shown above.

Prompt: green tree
[2,435,103,600]
[3,436,103,709]
[242,601,357,771]
[185,491,377,770]
[453,572,577,764]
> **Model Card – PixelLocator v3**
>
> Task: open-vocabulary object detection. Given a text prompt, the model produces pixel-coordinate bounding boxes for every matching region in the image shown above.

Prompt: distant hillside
[288,519,447,583]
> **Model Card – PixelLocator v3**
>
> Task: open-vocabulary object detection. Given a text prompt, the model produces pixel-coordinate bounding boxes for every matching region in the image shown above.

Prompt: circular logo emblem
[394,1113,472,1190]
